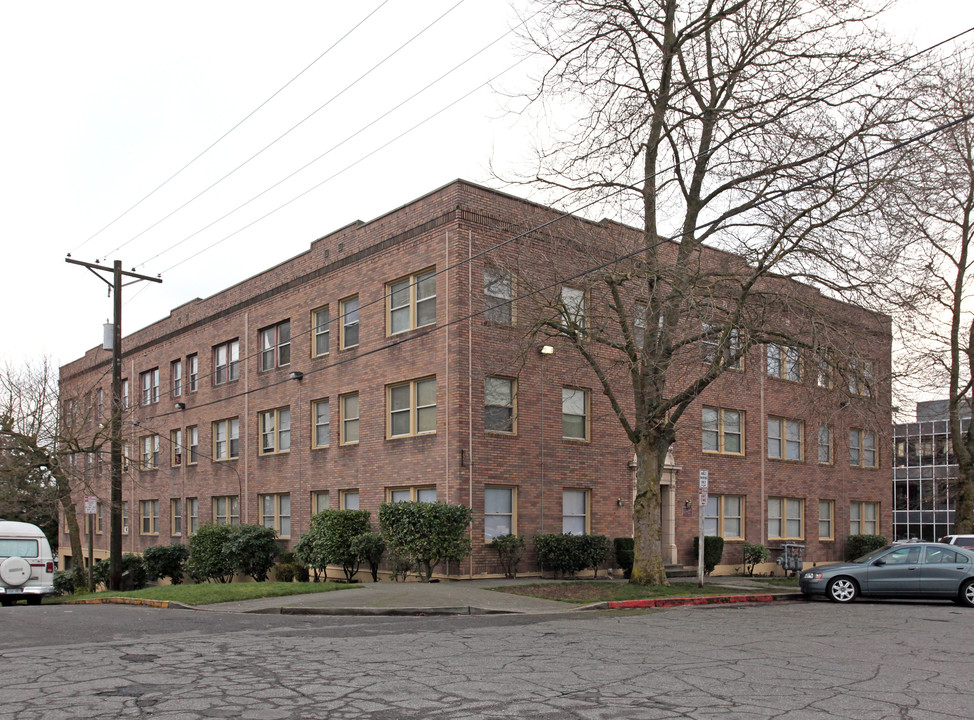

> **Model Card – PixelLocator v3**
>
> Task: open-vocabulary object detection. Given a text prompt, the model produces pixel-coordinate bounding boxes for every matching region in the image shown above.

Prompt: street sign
[698,470,709,489]
[84,496,98,514]
[698,488,708,507]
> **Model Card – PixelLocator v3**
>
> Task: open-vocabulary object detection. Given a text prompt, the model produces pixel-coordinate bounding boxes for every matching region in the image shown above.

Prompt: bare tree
[0,360,111,569]
[504,0,915,584]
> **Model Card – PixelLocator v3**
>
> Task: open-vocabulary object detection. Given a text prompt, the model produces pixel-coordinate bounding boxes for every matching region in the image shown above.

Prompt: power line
[70,0,394,258]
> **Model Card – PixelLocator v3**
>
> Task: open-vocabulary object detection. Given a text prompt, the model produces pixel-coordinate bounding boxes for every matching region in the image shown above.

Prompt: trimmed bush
[92,554,147,590]
[273,563,296,582]
[143,543,190,584]
[351,532,386,582]
[533,533,588,578]
[579,534,612,578]
[53,568,82,596]
[614,537,635,579]
[224,524,278,582]
[388,549,413,582]
[293,564,310,582]
[295,510,372,581]
[278,551,297,565]
[187,523,236,583]
[692,536,725,575]
[846,534,888,561]
[379,502,472,582]
[742,542,770,576]
[489,534,525,578]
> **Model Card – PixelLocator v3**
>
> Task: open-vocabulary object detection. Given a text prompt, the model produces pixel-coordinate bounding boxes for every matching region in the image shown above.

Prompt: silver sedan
[799,542,974,606]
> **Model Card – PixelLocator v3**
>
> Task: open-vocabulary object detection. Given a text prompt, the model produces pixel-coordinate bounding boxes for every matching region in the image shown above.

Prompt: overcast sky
[2,0,972,378]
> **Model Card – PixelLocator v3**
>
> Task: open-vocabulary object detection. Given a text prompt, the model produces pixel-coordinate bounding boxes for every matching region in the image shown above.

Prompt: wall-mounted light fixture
[289,371,304,381]
[627,458,638,470]
[617,498,625,507]
[539,345,554,356]
[175,402,186,410]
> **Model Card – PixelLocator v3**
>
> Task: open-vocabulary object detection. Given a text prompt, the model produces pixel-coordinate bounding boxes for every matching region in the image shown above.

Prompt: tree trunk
[955,425,974,534]
[630,435,669,585]
[55,475,83,570]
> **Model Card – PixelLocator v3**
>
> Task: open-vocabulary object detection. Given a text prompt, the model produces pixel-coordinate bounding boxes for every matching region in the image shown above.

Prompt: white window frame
[562,489,589,535]
[485,486,516,541]
[213,340,240,385]
[140,368,159,406]
[562,387,589,441]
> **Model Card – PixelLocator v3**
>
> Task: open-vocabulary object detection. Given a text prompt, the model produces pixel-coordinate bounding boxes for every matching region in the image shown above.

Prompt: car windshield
[853,545,893,563]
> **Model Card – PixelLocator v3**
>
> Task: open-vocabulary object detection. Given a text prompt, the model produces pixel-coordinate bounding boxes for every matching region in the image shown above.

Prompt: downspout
[445,230,451,505]
[243,311,249,523]
[760,358,766,545]
[468,228,474,578]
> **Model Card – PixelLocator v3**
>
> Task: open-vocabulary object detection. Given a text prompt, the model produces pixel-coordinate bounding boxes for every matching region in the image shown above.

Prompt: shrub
[614,537,635,579]
[224,524,279,582]
[53,569,81,596]
[533,533,588,578]
[293,564,310,582]
[187,523,236,583]
[91,554,148,590]
[692,536,725,575]
[278,551,297,565]
[579,534,612,578]
[388,549,413,582]
[379,502,472,582]
[351,532,386,582]
[489,534,525,578]
[295,510,372,581]
[846,534,888,561]
[143,543,190,585]
[742,542,770,576]
[273,563,296,582]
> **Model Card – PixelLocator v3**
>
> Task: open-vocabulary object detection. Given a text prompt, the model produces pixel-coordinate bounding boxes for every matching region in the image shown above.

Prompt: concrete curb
[64,597,194,610]
[246,605,522,616]
[579,592,805,611]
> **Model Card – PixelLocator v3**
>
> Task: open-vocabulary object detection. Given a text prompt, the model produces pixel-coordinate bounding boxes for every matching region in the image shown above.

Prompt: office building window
[485,377,516,433]
[562,490,589,535]
[187,498,198,534]
[768,417,802,461]
[702,407,744,455]
[213,340,240,385]
[819,500,834,541]
[170,429,183,466]
[212,496,240,525]
[388,268,436,334]
[850,501,879,535]
[258,407,291,455]
[140,500,159,535]
[311,491,330,514]
[818,424,832,464]
[768,497,804,540]
[850,429,877,468]
[388,377,436,438]
[562,387,589,440]
[312,306,330,357]
[340,296,359,349]
[121,379,129,409]
[767,343,801,381]
[485,486,515,541]
[171,498,183,536]
[187,426,198,464]
[187,353,198,392]
[140,368,159,405]
[171,359,182,397]
[312,399,330,448]
[703,495,744,539]
[213,418,240,460]
[341,490,360,510]
[140,435,159,470]
[259,320,290,371]
[702,323,742,369]
[484,268,513,325]
[260,493,291,537]
[388,487,437,503]
[561,286,586,331]
[340,393,359,445]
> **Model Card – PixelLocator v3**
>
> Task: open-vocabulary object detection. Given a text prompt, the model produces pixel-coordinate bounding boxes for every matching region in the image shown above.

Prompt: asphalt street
[2,598,972,719]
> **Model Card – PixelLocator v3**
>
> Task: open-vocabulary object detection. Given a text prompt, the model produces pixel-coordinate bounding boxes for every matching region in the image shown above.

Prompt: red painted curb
[607,593,791,609]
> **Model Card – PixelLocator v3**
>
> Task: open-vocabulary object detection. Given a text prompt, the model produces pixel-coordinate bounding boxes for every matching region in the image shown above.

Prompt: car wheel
[827,577,858,603]
[0,597,12,608]
[959,579,974,608]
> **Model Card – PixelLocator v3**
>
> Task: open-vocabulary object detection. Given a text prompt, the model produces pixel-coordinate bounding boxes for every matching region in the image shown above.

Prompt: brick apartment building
[59,180,892,576]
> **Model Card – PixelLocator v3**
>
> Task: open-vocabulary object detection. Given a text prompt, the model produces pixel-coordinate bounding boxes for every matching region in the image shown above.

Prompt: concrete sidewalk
[193,576,802,616]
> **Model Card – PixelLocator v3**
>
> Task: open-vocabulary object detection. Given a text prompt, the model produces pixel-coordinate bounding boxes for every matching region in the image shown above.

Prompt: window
[121,379,129,409]
[122,443,131,472]
[703,495,744,539]
[213,340,240,385]
[259,321,290,371]
[311,491,330,514]
[258,407,291,455]
[170,429,183,466]
[340,490,360,510]
[562,490,589,535]
[562,388,589,440]
[388,268,436,334]
[340,393,359,445]
[140,500,159,535]
[850,501,879,535]
[388,487,437,503]
[484,268,513,325]
[187,498,198,534]
[768,497,803,540]
[767,417,802,461]
[122,501,129,534]
[97,388,104,418]
[560,286,586,331]
[485,377,516,433]
[633,303,647,348]
[171,499,183,535]
[485,486,515,541]
[171,359,182,397]
[312,399,330,448]
[388,377,436,438]
[212,496,240,525]
[767,344,801,381]
[260,493,291,537]
[187,426,198,465]
[96,502,104,534]
[187,354,198,392]
[848,359,873,397]
[340,296,359,349]
[819,500,834,541]
[213,418,240,460]
[140,368,159,405]
[140,435,159,470]
[849,429,877,468]
[702,407,744,455]
[816,353,832,388]
[312,306,330,357]
[818,424,832,464]
[702,323,742,370]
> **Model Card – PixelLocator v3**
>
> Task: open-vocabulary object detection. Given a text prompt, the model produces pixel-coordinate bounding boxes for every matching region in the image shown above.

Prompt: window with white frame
[212,495,240,525]
[818,424,832,464]
[485,377,516,433]
[121,379,129,409]
[312,398,330,448]
[562,489,589,535]
[702,407,744,455]
[188,353,198,392]
[340,490,360,510]
[767,343,801,381]
[485,486,515,541]
[171,498,183,535]
[388,487,437,503]
[260,493,291,537]
[484,268,513,325]
[171,359,182,396]
[562,387,589,440]
[213,418,240,460]
[388,269,436,334]
[259,321,290,371]
[340,393,359,445]
[340,296,359,349]
[258,407,291,455]
[703,495,744,539]
[560,286,586,331]
[187,425,198,464]
[850,501,878,535]
[768,417,802,460]
[849,429,877,468]
[97,388,104,417]
[311,490,330,514]
[122,501,129,534]
[312,306,330,357]
[388,377,436,437]
[140,368,159,405]
[818,499,834,540]
[187,498,198,534]
[170,429,182,466]
[768,497,803,539]
[213,340,240,385]
[140,500,159,535]
[140,435,159,470]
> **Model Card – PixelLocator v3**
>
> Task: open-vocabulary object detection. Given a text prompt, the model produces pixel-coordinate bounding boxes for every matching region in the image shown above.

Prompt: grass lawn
[55,581,361,606]
[742,576,800,587]
[490,580,780,604]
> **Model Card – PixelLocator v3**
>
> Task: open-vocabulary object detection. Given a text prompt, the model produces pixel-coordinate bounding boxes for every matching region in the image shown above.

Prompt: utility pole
[66,257,161,590]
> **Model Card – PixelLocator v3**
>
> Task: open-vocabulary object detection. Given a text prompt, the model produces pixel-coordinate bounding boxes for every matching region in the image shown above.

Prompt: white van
[0,521,56,606]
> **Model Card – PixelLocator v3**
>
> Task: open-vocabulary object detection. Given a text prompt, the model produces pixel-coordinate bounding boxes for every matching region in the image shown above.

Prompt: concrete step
[664,565,696,579]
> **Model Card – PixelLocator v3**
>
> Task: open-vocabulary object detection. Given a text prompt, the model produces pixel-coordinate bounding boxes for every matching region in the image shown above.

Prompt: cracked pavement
[1,599,972,719]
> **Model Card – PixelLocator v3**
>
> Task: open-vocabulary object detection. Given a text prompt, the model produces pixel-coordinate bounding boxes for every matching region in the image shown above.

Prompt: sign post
[84,496,97,592]
[697,471,708,587]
